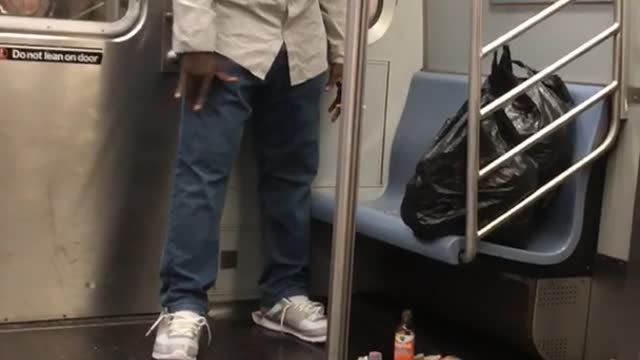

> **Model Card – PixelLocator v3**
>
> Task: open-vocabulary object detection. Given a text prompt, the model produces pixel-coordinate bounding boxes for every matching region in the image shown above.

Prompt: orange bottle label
[394,333,415,360]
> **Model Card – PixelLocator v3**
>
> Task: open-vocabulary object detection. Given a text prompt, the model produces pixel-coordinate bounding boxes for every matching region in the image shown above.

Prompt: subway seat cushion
[311,72,609,265]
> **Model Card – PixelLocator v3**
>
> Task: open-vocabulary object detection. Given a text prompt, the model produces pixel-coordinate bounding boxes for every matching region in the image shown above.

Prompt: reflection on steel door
[0,0,177,323]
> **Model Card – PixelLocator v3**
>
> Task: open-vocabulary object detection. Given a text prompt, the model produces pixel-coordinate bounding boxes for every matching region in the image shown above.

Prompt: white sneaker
[251,296,327,343]
[146,310,211,360]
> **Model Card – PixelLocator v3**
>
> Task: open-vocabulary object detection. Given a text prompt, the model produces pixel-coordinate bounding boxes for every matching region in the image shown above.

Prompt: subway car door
[0,0,176,323]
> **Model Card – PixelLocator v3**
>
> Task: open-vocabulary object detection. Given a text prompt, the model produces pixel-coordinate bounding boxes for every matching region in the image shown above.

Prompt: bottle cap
[401,309,413,324]
[368,351,382,360]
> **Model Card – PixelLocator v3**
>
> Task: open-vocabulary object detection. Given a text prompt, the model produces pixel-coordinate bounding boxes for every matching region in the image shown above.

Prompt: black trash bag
[500,46,574,185]
[400,46,573,240]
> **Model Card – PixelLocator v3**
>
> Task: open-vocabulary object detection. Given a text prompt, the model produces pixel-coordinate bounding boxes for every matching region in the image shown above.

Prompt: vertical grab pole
[613,0,624,120]
[462,0,483,263]
[325,0,370,359]
[618,0,628,118]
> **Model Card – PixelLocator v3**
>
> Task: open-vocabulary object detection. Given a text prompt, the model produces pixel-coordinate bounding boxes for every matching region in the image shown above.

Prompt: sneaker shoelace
[146,312,212,346]
[279,299,326,330]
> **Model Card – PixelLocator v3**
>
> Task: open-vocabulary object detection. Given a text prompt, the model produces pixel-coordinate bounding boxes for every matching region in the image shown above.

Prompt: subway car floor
[0,296,531,360]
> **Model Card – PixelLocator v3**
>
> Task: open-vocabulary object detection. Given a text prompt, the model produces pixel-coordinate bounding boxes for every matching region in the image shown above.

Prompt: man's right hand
[175,52,239,111]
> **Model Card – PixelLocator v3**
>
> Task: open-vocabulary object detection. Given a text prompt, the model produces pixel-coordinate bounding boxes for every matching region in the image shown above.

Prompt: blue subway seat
[312,72,609,265]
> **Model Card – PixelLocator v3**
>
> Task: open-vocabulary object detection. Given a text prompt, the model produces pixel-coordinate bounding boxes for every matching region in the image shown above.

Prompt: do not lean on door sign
[0,44,103,65]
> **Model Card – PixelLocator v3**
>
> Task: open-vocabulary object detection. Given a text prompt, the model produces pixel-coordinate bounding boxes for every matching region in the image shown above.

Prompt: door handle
[161,0,178,72]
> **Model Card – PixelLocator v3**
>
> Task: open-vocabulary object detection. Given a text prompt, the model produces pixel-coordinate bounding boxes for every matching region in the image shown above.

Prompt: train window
[0,0,129,22]
[368,0,382,28]
[368,0,396,44]
[0,0,141,36]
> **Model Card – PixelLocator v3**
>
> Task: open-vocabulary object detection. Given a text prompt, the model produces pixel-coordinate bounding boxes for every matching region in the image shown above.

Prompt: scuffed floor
[0,298,530,360]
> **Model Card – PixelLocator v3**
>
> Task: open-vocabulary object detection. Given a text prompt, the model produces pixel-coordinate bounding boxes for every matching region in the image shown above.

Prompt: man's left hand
[326,63,343,122]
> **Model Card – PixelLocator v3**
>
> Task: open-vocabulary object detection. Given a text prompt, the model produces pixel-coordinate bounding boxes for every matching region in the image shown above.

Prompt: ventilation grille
[533,278,591,360]
[537,282,578,308]
[538,337,569,360]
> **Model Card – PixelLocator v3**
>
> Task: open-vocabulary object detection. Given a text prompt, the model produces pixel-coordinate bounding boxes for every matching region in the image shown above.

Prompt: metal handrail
[463,0,624,262]
[480,82,618,179]
[479,105,621,238]
[482,0,573,56]
[481,23,620,118]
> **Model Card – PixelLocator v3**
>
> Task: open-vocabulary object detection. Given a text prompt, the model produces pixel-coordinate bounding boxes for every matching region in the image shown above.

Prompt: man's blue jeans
[160,50,324,315]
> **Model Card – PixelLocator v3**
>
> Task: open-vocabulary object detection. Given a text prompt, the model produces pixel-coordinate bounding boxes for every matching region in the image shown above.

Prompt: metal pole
[613,0,623,119]
[463,0,483,264]
[477,84,619,238]
[482,0,573,57]
[619,0,629,118]
[481,22,620,118]
[479,82,618,179]
[477,0,624,239]
[325,0,370,359]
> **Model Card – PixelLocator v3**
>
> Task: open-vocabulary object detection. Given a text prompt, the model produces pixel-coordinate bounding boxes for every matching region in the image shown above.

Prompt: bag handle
[497,45,539,76]
[492,45,514,72]
[490,45,519,96]
[499,45,513,72]
[511,59,538,76]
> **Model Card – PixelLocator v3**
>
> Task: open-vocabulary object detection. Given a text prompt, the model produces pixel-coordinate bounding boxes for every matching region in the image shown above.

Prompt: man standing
[146,1,345,359]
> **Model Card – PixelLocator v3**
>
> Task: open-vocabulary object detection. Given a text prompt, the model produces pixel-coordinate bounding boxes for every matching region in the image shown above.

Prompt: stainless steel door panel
[0,0,177,323]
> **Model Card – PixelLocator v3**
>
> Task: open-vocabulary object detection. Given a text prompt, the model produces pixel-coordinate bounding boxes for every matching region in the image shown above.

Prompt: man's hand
[326,63,343,122]
[326,63,343,91]
[175,52,239,111]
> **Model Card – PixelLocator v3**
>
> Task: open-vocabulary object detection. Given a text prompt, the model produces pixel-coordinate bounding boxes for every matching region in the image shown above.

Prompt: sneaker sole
[251,311,326,344]
[152,349,195,360]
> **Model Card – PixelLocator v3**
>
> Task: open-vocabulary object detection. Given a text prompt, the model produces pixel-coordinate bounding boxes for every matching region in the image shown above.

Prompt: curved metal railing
[463,0,625,263]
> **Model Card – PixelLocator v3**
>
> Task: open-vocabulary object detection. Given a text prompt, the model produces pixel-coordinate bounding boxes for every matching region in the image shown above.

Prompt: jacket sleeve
[320,0,346,64]
[172,0,217,53]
